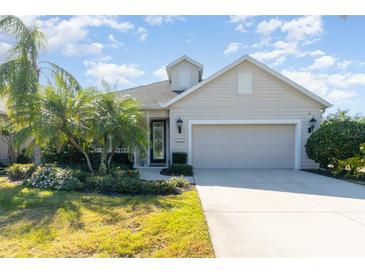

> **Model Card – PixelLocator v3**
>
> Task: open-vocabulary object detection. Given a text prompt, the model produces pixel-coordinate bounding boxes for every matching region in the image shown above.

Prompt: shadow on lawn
[0,183,175,236]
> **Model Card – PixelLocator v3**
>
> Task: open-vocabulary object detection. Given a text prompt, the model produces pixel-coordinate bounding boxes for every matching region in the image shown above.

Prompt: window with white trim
[238,72,252,94]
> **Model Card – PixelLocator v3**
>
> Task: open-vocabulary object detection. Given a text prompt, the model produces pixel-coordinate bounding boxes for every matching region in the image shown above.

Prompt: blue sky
[0,15,364,115]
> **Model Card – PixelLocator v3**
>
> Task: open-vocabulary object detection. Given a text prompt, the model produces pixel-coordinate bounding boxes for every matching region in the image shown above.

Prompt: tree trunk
[82,150,94,174]
[98,136,109,174]
[33,145,42,166]
[66,132,94,174]
[107,149,116,170]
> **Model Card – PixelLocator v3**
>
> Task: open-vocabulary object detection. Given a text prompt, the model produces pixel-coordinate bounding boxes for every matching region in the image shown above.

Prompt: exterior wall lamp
[176,117,183,134]
[308,117,317,133]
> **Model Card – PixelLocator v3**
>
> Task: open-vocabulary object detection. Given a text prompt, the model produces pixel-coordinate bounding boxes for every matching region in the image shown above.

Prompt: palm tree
[94,92,147,173]
[23,78,98,173]
[0,16,80,164]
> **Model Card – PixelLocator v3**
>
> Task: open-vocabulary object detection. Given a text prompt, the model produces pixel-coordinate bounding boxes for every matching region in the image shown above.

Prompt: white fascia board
[166,55,204,71]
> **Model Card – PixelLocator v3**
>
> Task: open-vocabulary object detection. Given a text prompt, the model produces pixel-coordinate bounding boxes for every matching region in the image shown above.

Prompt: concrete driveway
[195,169,365,257]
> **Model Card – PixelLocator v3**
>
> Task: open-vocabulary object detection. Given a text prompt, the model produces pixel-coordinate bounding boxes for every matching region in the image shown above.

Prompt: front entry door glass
[151,120,166,163]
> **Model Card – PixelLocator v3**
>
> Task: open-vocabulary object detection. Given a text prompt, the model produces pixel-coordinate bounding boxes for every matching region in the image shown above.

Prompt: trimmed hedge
[172,152,187,164]
[160,164,193,176]
[306,120,365,168]
[6,163,36,180]
[79,174,191,195]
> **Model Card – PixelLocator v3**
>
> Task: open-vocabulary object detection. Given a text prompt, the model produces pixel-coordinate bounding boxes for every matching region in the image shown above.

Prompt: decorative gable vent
[238,72,252,94]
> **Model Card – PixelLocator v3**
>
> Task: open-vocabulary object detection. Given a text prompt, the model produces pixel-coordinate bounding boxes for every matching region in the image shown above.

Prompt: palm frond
[40,61,81,93]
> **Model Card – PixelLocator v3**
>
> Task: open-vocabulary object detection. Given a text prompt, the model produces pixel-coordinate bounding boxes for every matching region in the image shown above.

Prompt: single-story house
[116,55,331,170]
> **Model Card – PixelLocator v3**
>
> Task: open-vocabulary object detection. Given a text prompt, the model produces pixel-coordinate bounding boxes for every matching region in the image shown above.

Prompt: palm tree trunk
[98,136,108,174]
[107,148,116,169]
[33,145,42,166]
[64,129,94,174]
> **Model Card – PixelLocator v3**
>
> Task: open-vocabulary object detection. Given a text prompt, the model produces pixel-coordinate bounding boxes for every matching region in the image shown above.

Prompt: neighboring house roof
[161,55,332,109]
[114,80,178,110]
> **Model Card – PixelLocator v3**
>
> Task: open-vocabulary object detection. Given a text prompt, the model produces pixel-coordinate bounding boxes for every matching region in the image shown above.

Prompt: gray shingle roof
[114,80,177,109]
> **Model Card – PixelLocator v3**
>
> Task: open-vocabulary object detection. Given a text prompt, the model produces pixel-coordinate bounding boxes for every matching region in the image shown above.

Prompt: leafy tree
[19,79,98,173]
[306,109,365,168]
[94,92,147,174]
[0,15,80,164]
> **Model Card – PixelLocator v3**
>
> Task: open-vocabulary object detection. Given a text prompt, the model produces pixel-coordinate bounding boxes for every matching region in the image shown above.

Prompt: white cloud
[229,16,254,33]
[273,56,286,66]
[229,16,252,23]
[84,61,144,88]
[153,65,168,80]
[327,89,356,102]
[308,55,336,70]
[251,16,325,65]
[0,42,11,61]
[282,69,365,103]
[310,49,325,57]
[224,42,242,55]
[281,15,323,42]
[282,70,329,96]
[252,40,299,61]
[108,34,124,48]
[34,16,134,57]
[136,27,148,42]
[62,42,103,57]
[235,24,248,33]
[338,60,352,69]
[256,18,282,36]
[144,16,184,26]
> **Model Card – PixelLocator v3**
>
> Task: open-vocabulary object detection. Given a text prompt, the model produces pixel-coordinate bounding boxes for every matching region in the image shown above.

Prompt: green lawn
[0,177,214,258]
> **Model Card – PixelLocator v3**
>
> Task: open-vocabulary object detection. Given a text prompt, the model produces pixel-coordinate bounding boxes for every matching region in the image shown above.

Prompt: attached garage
[191,123,297,169]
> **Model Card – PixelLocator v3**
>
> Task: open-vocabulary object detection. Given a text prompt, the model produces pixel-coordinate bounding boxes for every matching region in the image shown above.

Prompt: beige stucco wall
[169,60,201,91]
[169,61,323,169]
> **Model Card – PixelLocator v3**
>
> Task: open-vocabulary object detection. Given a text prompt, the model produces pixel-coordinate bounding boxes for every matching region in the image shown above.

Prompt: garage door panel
[192,124,295,169]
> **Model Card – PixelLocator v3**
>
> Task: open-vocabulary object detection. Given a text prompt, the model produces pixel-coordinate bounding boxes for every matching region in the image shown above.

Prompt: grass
[0,177,214,258]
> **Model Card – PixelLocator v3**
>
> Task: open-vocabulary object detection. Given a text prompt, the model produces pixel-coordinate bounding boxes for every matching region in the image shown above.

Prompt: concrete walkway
[195,169,365,257]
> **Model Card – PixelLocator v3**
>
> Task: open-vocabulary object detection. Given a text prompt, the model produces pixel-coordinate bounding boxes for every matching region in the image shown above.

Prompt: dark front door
[150,120,166,164]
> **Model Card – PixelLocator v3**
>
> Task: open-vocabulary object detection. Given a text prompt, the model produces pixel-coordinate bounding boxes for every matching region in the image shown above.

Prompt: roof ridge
[113,80,170,93]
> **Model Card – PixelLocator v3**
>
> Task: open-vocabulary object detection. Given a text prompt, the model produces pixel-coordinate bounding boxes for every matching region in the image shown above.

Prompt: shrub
[114,177,186,195]
[172,152,187,164]
[42,142,134,168]
[143,180,181,195]
[16,150,32,164]
[333,143,365,179]
[109,164,140,178]
[114,176,144,195]
[25,164,83,190]
[6,163,36,180]
[167,176,191,189]
[85,175,117,193]
[306,120,365,168]
[160,164,193,176]
[333,157,365,179]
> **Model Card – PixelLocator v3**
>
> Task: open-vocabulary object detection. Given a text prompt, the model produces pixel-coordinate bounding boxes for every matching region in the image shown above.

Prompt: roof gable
[166,55,204,71]
[161,55,331,108]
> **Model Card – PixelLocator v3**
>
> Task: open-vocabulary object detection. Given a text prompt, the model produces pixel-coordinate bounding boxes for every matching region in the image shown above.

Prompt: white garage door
[192,124,295,169]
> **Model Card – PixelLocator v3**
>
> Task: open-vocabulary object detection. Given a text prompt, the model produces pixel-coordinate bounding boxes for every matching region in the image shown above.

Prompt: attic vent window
[238,72,252,94]
[179,70,190,90]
